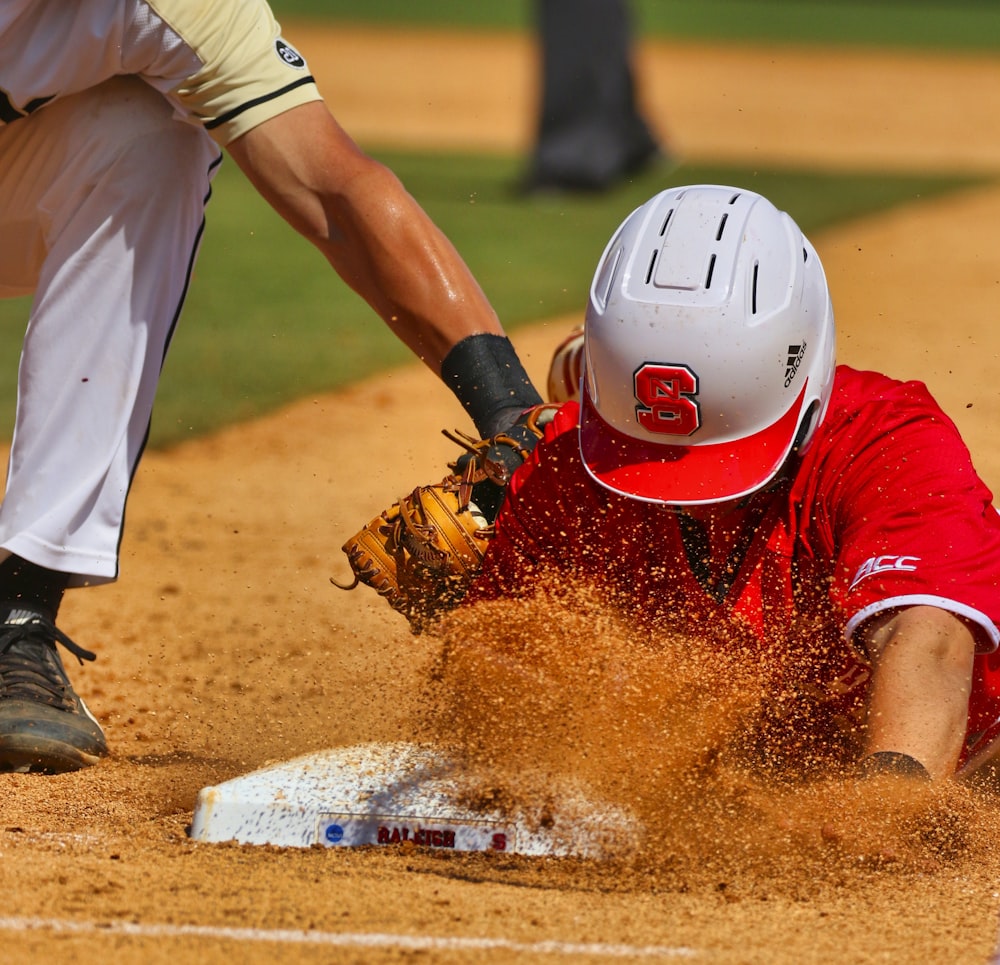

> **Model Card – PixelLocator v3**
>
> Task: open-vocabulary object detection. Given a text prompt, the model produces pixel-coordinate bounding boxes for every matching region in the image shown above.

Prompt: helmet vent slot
[645,248,659,284]
[659,208,675,236]
[705,253,717,289]
[751,262,760,314]
[593,245,624,311]
[715,213,729,241]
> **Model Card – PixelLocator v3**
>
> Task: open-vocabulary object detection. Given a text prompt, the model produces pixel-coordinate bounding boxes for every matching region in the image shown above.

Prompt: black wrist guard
[858,751,931,781]
[441,334,543,438]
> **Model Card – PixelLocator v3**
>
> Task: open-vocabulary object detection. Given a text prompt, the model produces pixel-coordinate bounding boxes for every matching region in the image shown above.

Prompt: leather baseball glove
[332,480,491,633]
[332,405,558,633]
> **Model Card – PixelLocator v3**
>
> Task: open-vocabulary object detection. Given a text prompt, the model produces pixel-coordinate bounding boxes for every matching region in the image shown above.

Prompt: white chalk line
[0,916,697,958]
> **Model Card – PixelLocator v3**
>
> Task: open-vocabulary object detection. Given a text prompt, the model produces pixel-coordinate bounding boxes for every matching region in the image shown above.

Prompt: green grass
[272,0,1000,52]
[0,152,982,447]
[0,6,993,450]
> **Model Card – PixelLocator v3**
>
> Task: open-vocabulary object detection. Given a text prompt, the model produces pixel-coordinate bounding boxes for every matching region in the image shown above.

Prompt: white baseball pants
[0,77,221,584]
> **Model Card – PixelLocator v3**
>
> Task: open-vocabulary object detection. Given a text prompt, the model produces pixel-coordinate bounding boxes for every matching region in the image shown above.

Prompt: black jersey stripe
[116,146,223,575]
[204,75,316,131]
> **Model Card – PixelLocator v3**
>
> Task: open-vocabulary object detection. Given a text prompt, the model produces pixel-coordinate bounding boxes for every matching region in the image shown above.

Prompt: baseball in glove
[332,405,558,633]
[331,480,491,633]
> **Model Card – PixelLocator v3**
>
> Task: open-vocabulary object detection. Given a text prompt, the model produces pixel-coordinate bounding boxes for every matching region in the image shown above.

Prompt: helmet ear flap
[756,400,820,500]
[791,400,821,454]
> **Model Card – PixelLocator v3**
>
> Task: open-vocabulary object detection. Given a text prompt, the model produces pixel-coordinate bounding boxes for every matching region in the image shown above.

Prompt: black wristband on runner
[858,751,931,781]
[440,334,544,438]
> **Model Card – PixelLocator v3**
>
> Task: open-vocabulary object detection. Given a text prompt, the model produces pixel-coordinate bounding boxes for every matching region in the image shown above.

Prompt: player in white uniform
[0,0,543,772]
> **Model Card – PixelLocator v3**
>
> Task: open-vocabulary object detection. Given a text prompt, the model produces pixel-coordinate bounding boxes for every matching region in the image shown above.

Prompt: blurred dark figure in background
[521,0,665,194]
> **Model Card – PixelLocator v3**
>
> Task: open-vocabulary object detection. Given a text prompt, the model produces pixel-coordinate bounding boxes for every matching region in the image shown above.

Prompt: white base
[189,742,637,858]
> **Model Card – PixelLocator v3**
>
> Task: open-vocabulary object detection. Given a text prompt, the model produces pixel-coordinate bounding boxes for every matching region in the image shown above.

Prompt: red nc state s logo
[633,363,701,436]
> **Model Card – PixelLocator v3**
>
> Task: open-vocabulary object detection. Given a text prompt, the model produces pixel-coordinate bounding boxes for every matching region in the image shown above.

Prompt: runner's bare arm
[860,604,975,780]
[225,101,505,371]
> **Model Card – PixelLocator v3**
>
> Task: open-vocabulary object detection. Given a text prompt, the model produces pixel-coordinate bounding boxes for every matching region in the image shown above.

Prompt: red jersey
[467,366,1000,767]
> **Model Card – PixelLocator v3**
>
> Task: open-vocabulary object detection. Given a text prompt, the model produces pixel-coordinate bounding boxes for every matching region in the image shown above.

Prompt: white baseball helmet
[579,184,835,505]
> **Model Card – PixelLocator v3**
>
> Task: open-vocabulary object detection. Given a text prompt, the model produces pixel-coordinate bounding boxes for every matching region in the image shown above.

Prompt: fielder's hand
[332,479,492,634]
[331,405,556,632]
[447,403,558,522]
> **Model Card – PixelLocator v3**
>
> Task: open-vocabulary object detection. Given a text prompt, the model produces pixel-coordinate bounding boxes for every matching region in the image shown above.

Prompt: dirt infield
[4,26,1000,964]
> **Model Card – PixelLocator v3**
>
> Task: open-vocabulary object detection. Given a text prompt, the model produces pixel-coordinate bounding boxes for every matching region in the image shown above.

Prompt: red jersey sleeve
[793,366,1000,652]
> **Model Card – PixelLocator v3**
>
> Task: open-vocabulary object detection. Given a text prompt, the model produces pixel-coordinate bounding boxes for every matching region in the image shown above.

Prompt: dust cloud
[415,583,1000,897]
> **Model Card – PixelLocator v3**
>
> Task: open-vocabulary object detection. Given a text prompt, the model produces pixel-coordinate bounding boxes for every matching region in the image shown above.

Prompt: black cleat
[0,604,107,773]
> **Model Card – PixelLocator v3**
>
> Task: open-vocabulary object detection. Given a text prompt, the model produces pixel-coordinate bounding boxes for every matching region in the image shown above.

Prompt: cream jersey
[0,0,322,144]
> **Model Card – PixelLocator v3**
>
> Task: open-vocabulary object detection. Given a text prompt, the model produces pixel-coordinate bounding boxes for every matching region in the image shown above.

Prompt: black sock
[0,556,70,619]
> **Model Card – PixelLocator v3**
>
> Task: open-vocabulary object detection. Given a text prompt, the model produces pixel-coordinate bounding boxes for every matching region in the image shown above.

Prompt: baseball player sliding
[0,1,542,773]
[342,184,1000,785]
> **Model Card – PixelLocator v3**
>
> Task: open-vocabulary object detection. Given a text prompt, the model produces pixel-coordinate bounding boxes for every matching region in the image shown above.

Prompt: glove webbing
[443,404,559,510]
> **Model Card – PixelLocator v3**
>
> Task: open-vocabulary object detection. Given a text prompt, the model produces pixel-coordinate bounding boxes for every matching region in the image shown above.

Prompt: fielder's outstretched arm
[226,101,505,372]
[860,604,976,780]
